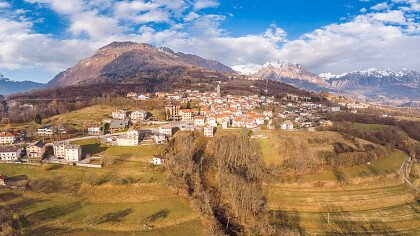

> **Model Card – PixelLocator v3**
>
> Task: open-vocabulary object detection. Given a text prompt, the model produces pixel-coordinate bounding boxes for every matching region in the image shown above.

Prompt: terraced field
[0,144,204,235]
[267,179,419,235]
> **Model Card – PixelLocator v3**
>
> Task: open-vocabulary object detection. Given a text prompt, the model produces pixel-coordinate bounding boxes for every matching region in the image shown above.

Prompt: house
[116,129,139,146]
[37,125,54,136]
[153,133,167,145]
[0,175,7,186]
[180,109,193,121]
[194,116,206,126]
[159,125,173,137]
[0,132,16,145]
[88,126,102,135]
[130,110,147,122]
[281,120,294,131]
[204,126,214,138]
[109,119,129,132]
[152,156,164,165]
[0,146,22,161]
[53,141,67,158]
[137,94,149,100]
[112,109,127,120]
[165,105,181,121]
[27,141,46,159]
[65,144,82,162]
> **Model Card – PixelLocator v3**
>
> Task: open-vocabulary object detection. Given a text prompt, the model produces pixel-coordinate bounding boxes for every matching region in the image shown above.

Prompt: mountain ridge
[0,75,45,95]
[48,41,234,87]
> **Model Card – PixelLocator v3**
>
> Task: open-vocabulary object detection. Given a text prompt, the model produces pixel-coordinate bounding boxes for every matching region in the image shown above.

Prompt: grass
[0,139,204,235]
[259,137,284,166]
[350,122,389,132]
[267,180,419,235]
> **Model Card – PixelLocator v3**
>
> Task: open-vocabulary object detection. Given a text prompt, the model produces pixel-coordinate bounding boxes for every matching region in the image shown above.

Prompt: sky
[0,0,419,83]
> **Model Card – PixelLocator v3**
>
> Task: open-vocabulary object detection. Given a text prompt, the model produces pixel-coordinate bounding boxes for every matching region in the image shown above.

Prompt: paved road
[401,156,419,192]
[45,132,126,146]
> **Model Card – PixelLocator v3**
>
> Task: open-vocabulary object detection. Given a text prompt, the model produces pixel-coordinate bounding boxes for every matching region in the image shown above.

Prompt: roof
[53,141,67,146]
[0,146,22,152]
[0,132,14,137]
[109,119,129,129]
[29,140,45,148]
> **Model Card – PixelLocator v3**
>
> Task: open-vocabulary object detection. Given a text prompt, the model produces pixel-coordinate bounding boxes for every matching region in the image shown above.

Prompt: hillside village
[0,84,370,170]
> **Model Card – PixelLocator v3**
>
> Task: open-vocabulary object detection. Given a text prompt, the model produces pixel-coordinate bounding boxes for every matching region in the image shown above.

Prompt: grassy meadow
[0,140,204,235]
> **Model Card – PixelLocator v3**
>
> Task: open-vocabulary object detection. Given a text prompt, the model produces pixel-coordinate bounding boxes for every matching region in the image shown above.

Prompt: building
[216,84,221,97]
[0,146,22,161]
[154,133,167,145]
[53,141,67,158]
[153,157,164,165]
[130,110,147,122]
[180,109,193,121]
[116,130,139,146]
[38,125,54,136]
[320,120,333,127]
[164,105,181,121]
[88,126,102,135]
[0,132,16,145]
[109,119,129,132]
[27,141,46,159]
[65,144,82,162]
[159,125,173,137]
[281,120,294,131]
[112,109,127,120]
[194,116,206,126]
[204,126,214,138]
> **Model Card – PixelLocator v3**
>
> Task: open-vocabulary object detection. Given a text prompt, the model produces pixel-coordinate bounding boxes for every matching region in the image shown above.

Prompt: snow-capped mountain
[231,63,262,75]
[320,68,420,103]
[322,68,420,89]
[232,60,331,92]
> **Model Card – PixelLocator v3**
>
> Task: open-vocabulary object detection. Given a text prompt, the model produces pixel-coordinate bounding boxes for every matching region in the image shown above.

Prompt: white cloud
[0,1,10,8]
[193,0,220,11]
[371,2,390,11]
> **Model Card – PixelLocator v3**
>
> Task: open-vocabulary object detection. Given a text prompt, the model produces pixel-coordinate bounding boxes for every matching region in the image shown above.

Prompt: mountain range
[233,62,420,105]
[0,75,45,95]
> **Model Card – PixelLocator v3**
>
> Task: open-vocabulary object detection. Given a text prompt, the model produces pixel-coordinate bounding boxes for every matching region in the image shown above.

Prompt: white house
[0,132,16,145]
[204,126,214,138]
[64,144,82,162]
[194,116,206,126]
[130,110,147,122]
[38,125,54,136]
[281,120,294,131]
[152,157,164,165]
[88,126,102,135]
[112,109,127,120]
[0,146,22,161]
[154,133,167,145]
[180,109,193,121]
[159,125,172,137]
[116,129,139,146]
[53,141,67,158]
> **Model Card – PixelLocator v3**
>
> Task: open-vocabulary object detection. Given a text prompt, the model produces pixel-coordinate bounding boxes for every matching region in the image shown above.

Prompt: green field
[0,141,204,235]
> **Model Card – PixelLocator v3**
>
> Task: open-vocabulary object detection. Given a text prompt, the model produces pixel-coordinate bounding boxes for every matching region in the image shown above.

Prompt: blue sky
[0,0,419,83]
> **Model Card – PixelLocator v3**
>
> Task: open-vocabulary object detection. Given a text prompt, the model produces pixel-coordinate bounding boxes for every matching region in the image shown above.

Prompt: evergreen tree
[34,114,42,124]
